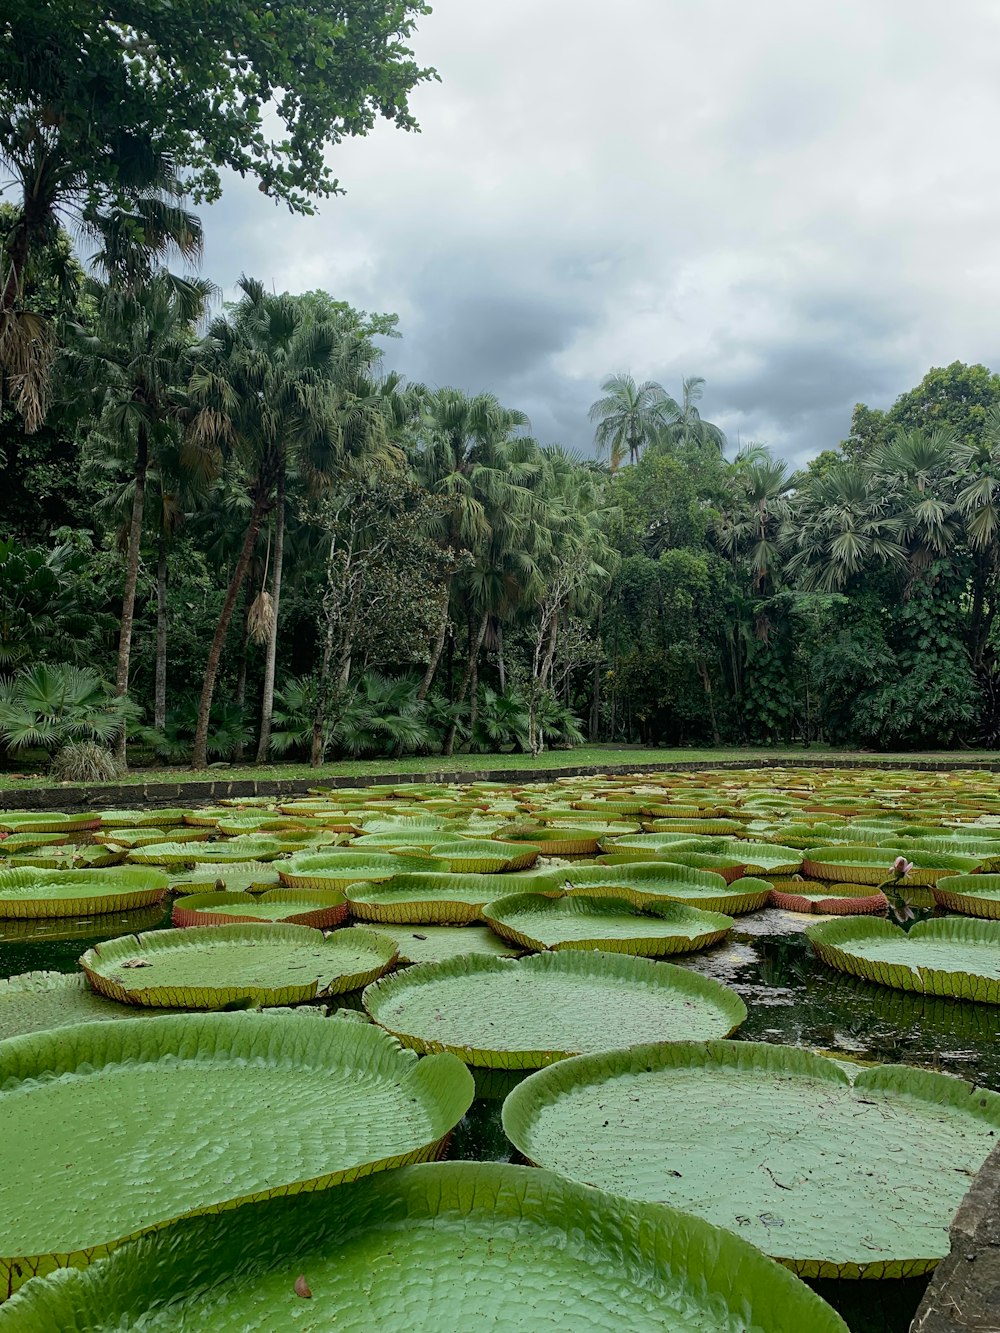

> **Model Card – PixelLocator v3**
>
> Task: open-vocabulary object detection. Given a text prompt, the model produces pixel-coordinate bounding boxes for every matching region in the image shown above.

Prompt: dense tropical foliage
[1,5,997,772]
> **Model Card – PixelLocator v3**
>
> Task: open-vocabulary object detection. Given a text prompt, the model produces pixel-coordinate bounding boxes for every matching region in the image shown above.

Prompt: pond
[2,766,999,1330]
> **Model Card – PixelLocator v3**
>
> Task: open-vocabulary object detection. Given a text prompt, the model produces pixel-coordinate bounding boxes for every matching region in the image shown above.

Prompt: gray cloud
[196,0,1000,467]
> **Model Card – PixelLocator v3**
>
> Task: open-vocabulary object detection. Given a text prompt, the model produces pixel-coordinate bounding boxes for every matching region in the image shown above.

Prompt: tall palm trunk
[442,609,488,757]
[154,527,168,732]
[255,468,286,761]
[192,493,269,768]
[114,422,149,766]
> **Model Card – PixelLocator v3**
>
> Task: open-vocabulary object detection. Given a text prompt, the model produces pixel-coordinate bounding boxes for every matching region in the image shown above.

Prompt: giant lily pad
[0,1011,473,1294]
[502,1040,1000,1279]
[81,923,398,1008]
[0,1161,847,1331]
[768,882,889,915]
[0,867,168,918]
[168,861,283,895]
[0,971,139,1041]
[807,916,1000,1003]
[802,845,979,885]
[364,951,746,1068]
[560,863,771,914]
[171,888,348,929]
[0,813,99,834]
[278,850,440,889]
[482,892,733,956]
[128,837,284,866]
[347,871,557,925]
[931,873,1000,919]
[430,839,540,873]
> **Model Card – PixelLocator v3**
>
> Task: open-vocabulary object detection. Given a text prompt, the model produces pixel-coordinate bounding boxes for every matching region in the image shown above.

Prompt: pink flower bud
[294,1275,313,1299]
[892,856,914,877]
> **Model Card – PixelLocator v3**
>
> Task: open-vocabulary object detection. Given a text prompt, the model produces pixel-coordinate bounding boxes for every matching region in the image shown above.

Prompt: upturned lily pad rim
[0,1161,848,1332]
[932,873,1000,918]
[807,914,1000,1004]
[502,1038,1000,1279]
[170,887,348,929]
[0,1011,473,1294]
[363,949,747,1067]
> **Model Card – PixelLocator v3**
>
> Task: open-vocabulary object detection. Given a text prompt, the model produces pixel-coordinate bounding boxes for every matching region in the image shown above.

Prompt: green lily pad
[0,833,71,852]
[932,873,1000,919]
[807,916,1000,1003]
[358,924,520,964]
[560,863,772,914]
[0,1011,473,1293]
[0,971,140,1041]
[278,850,441,889]
[168,861,284,895]
[0,1161,848,1331]
[171,888,348,929]
[502,1040,1000,1279]
[347,871,555,925]
[0,867,168,918]
[430,839,540,872]
[128,837,284,866]
[81,923,398,1008]
[802,845,980,885]
[0,813,99,834]
[482,893,733,956]
[364,951,746,1068]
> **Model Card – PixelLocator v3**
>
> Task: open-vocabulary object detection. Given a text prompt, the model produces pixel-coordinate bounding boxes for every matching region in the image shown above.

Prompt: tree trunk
[418,613,449,701]
[255,468,286,762]
[232,582,253,761]
[154,527,168,732]
[589,604,603,741]
[697,659,721,745]
[192,493,268,769]
[442,609,488,757]
[496,622,506,693]
[114,422,149,766]
[311,536,339,768]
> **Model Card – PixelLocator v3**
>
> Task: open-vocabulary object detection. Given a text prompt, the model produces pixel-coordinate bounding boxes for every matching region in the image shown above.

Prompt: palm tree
[70,273,214,764]
[657,376,726,452]
[588,374,677,471]
[186,278,401,769]
[952,410,1000,663]
[715,446,794,594]
[412,389,541,754]
[869,427,958,571]
[785,462,906,591]
[0,114,201,429]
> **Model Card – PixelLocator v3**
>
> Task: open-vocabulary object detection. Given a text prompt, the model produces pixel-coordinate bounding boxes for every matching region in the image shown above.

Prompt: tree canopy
[0,0,436,215]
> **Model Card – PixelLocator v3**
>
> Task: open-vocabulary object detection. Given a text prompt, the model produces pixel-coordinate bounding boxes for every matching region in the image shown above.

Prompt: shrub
[50,741,124,783]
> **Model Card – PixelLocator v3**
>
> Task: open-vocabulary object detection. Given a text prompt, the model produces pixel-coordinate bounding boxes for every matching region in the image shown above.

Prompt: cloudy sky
[200,0,1000,466]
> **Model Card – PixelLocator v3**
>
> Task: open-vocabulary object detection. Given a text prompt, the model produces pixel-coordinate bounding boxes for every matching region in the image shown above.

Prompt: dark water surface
[4,901,994,1332]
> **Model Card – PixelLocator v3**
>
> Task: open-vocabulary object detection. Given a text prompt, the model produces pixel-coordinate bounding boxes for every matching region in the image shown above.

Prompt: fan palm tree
[588,374,678,471]
[869,427,959,570]
[785,462,906,591]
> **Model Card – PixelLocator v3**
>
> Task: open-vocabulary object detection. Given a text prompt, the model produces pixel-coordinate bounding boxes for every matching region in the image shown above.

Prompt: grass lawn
[1,743,997,793]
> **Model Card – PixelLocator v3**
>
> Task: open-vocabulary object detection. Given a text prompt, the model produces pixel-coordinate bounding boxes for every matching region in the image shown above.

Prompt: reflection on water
[3,903,997,1332]
[0,901,171,978]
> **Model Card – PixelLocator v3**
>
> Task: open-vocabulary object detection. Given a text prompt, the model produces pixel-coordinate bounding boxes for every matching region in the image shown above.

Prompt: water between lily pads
[3,901,998,1333]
